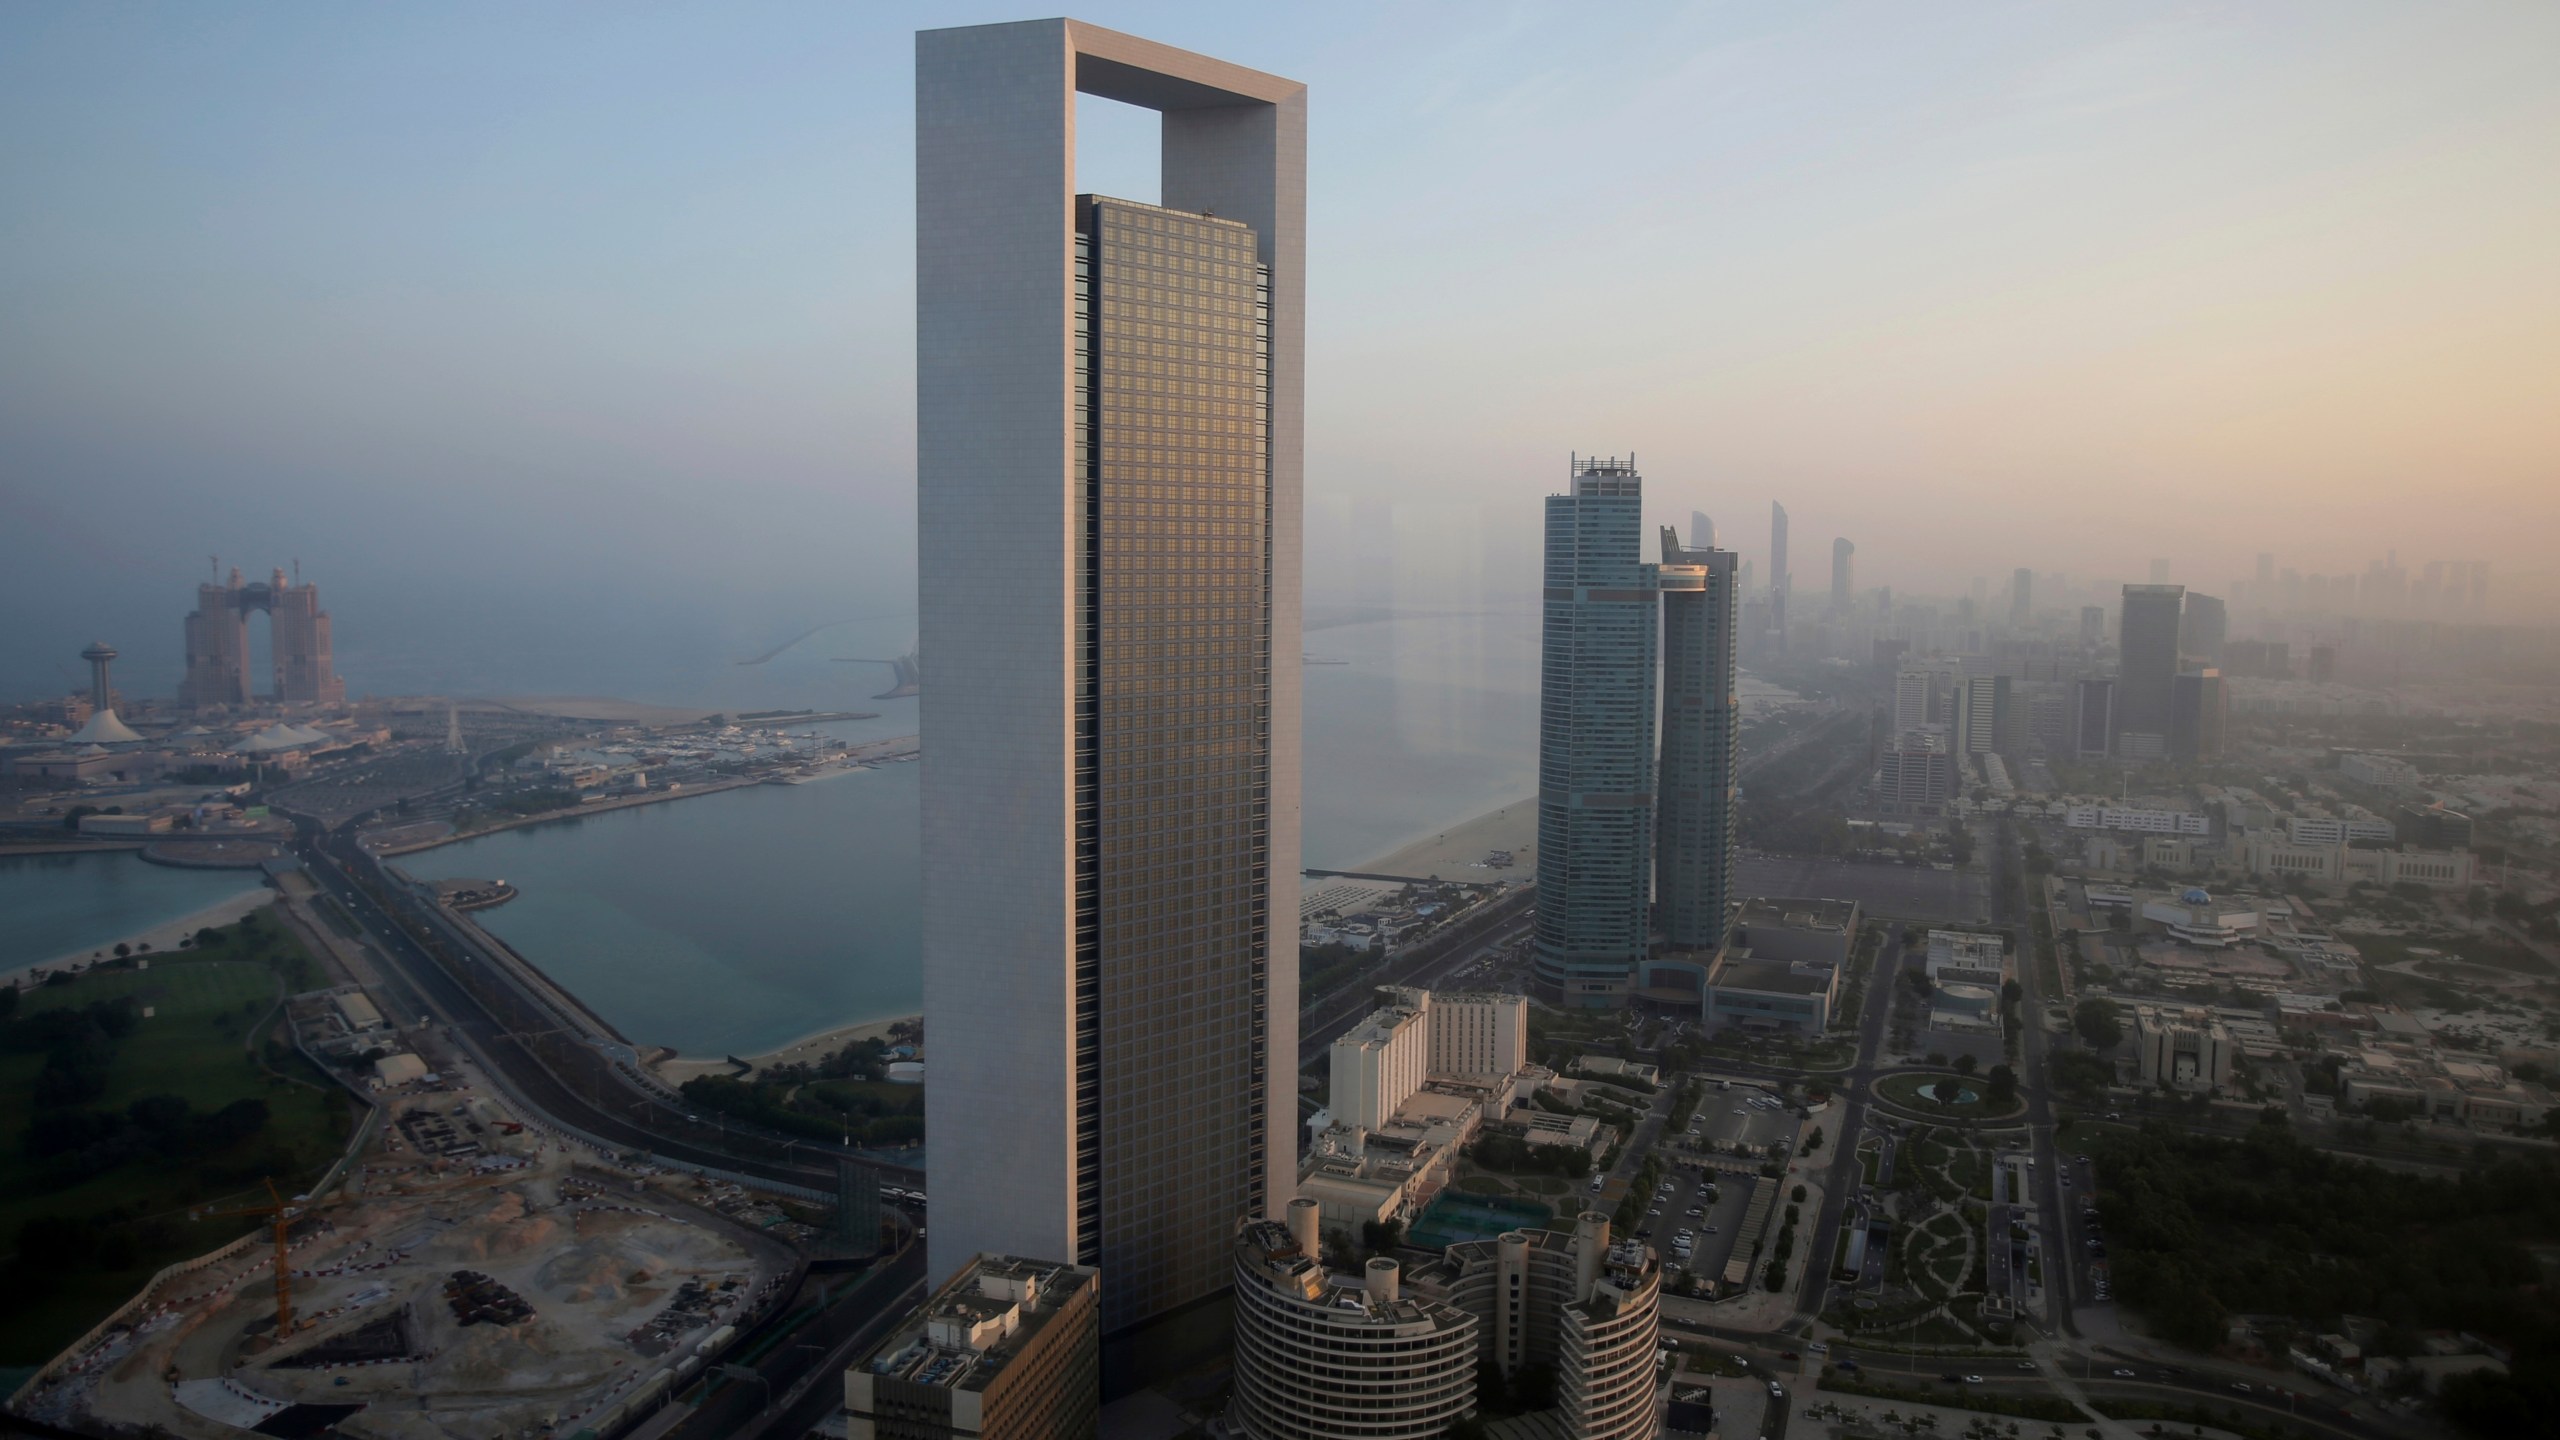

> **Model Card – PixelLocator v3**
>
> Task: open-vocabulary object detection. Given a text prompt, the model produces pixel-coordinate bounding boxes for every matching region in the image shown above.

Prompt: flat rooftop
[858,1254,1094,1397]
[1735,896,1859,932]
[1709,953,1833,994]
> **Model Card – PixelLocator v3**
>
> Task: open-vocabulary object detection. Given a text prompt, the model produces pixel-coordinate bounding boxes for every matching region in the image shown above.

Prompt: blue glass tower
[1656,525,1739,951]
[1534,457,1659,1005]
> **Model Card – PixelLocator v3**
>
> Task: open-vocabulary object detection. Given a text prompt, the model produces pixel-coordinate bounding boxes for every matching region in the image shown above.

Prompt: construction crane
[194,1179,300,1338]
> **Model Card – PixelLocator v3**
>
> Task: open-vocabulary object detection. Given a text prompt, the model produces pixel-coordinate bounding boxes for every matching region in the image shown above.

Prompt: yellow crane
[195,1179,300,1338]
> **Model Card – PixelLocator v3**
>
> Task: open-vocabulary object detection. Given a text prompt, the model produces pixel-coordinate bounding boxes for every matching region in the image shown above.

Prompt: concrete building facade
[914,19,1305,1345]
[1229,1203,1478,1440]
[844,1254,1101,1440]
[2115,583,2185,757]
[1328,997,1429,1132]
[180,568,345,708]
[1412,1213,1663,1440]
[1534,458,1659,1004]
[2133,1005,2234,1093]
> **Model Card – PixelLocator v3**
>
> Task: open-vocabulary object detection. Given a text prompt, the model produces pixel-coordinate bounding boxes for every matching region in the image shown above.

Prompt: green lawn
[1874,1071,2017,1118]
[0,915,354,1364]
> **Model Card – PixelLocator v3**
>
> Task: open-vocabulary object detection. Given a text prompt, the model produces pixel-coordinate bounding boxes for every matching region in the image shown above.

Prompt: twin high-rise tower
[916,18,1303,1353]
[1532,458,1740,1005]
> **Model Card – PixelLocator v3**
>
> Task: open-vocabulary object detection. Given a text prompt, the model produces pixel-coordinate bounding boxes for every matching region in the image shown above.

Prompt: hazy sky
[4,2,2556,701]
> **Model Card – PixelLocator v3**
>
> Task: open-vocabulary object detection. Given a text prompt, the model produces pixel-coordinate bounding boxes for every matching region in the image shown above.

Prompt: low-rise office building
[2132,1005,2234,1094]
[1702,950,1839,1036]
[1229,1201,1479,1440]
[844,1254,1099,1440]
[2137,888,2261,948]
[1925,930,2006,988]
[1729,897,1861,968]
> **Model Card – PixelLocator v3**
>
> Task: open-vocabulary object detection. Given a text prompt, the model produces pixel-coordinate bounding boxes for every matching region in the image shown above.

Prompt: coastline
[5,886,276,989]
[651,1013,920,1087]
[368,734,920,857]
[1343,795,1538,881]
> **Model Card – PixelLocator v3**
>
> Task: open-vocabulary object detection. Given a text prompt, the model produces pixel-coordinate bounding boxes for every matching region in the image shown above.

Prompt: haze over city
[6,9,2560,1440]
[5,1,2557,702]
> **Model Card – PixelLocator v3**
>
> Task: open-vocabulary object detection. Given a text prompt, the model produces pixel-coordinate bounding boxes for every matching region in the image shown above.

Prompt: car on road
[1768,1381,1784,1397]
[2232,1383,2253,1394]
[2112,1368,2136,1378]
[1963,1375,1984,1384]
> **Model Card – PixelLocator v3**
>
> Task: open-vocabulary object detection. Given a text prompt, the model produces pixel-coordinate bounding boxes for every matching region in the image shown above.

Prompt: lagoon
[0,850,269,972]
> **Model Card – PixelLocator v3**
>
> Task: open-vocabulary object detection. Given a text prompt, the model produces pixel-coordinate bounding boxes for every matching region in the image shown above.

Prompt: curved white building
[1230,1200,1478,1439]
[1412,1211,1662,1440]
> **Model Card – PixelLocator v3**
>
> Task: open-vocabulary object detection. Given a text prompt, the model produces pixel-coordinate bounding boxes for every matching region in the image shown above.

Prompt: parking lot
[1733,854,1987,925]
[1639,1080,1807,1291]
[1688,1084,1807,1156]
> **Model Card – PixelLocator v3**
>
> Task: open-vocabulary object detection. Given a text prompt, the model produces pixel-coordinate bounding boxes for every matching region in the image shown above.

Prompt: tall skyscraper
[1690,509,1715,552]
[181,567,345,708]
[2079,605,2104,645]
[1657,527,1739,952]
[2072,677,2115,759]
[1953,673,2012,757]
[1829,537,1854,614]
[2115,584,2185,758]
[1534,458,1658,1006]
[915,19,1304,1351]
[1893,666,1937,732]
[2010,567,2033,629]
[1767,501,1791,646]
[2170,668,2225,762]
[2180,591,2227,666]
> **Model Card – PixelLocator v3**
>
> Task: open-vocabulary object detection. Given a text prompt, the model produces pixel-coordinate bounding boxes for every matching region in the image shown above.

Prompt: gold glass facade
[1073,195,1273,1330]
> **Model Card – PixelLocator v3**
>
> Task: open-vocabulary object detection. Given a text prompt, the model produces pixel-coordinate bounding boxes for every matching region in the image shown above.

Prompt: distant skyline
[5,2,2558,702]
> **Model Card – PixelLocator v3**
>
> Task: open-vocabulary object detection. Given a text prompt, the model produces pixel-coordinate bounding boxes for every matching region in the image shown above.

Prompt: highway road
[1296,887,1536,1068]
[293,822,912,1194]
[1792,926,1905,1324]
[654,1245,929,1440]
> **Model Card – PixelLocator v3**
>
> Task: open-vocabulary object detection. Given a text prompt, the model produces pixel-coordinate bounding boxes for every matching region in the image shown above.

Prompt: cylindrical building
[1229,1218,1477,1439]
[1410,1212,1662,1440]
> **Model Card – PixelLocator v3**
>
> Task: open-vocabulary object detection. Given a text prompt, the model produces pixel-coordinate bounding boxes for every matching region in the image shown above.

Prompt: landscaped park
[0,909,356,1365]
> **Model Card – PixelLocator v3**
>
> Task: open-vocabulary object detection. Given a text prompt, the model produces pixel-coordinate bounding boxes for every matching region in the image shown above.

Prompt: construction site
[14,1056,798,1440]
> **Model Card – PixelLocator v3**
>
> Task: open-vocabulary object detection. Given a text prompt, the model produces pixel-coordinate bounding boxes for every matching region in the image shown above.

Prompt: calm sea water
[8,608,1580,1056]
[0,850,268,970]
[399,760,925,1059]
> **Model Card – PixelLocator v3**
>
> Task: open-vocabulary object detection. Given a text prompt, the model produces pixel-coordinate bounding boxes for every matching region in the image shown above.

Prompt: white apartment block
[1331,988,1531,1130]
[2066,805,2211,835]
[1924,930,2006,987]
[2289,811,2396,846]
[2340,752,2424,788]
[1329,997,1430,1132]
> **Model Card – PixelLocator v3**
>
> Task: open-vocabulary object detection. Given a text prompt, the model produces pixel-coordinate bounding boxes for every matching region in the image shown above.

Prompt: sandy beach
[8,885,277,988]
[1347,796,1537,881]
[651,1012,921,1086]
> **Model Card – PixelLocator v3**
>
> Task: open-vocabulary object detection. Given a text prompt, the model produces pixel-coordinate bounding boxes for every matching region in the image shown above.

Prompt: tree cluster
[678,1072,925,1148]
[3,996,143,1108]
[2094,1119,2560,1409]
[2073,996,2122,1050]
[23,1095,271,1188]
[1464,1132,1591,1179]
